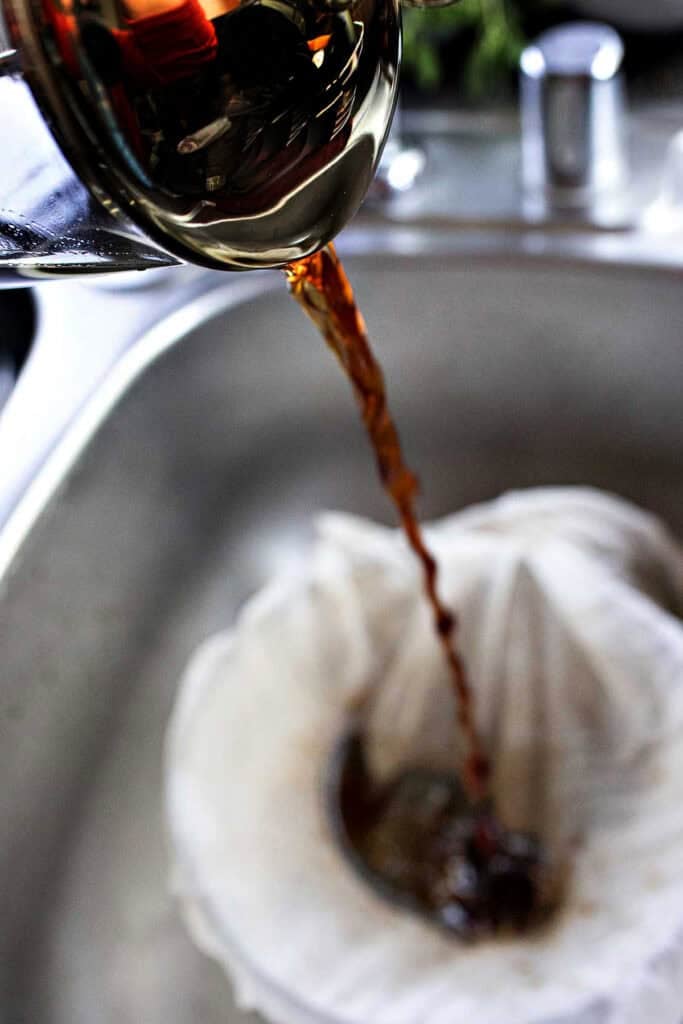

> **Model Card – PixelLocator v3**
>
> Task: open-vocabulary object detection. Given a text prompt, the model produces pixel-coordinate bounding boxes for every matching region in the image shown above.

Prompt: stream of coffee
[285,245,549,937]
[285,243,489,806]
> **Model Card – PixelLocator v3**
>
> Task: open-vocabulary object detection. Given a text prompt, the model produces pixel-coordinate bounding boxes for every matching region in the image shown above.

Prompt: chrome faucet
[0,0,452,281]
[520,22,629,223]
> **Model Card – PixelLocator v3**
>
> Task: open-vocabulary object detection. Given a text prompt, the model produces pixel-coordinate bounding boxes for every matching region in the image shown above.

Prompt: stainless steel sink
[2,241,683,1024]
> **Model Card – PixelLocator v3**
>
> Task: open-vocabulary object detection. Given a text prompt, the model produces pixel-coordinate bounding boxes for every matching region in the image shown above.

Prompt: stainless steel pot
[0,0,401,277]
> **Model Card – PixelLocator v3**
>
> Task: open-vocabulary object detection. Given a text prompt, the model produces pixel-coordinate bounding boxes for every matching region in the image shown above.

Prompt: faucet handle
[520,22,628,212]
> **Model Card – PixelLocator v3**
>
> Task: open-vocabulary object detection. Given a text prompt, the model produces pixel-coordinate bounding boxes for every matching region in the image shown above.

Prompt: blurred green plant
[401,0,527,95]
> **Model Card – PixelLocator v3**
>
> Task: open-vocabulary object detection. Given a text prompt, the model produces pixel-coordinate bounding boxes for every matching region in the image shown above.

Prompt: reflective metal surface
[0,66,176,282]
[520,23,628,225]
[3,244,683,1022]
[2,0,399,269]
[365,98,683,242]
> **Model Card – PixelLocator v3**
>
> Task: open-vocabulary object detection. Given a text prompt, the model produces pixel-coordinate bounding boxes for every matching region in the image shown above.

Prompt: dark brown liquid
[285,246,552,938]
[331,733,547,939]
[286,244,489,804]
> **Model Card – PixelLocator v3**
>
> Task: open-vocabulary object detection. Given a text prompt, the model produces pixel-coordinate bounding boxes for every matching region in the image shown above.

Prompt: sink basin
[3,244,683,1023]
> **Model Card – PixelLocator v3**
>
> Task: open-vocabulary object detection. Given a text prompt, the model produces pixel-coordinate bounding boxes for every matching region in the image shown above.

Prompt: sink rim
[2,229,682,586]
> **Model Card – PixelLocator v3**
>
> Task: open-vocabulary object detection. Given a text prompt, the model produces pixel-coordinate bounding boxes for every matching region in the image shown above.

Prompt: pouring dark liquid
[286,245,551,937]
[285,244,489,804]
